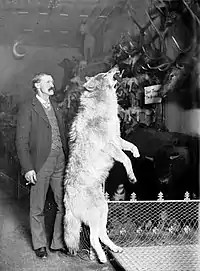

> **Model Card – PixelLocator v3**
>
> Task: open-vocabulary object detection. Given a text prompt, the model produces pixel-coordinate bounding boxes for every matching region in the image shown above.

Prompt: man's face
[38,75,55,96]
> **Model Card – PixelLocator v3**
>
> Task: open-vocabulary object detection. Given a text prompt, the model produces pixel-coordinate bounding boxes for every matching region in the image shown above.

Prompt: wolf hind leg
[99,201,123,253]
[64,205,81,255]
[87,208,107,263]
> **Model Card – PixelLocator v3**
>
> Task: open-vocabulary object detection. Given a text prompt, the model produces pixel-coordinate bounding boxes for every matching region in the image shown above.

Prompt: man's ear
[34,82,40,90]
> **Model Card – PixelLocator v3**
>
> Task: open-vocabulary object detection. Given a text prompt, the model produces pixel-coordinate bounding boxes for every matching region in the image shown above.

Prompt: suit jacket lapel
[50,98,65,131]
[32,95,67,152]
[32,96,49,124]
[50,97,67,149]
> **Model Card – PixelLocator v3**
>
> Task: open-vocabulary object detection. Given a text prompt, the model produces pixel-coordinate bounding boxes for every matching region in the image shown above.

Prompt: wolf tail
[64,205,81,253]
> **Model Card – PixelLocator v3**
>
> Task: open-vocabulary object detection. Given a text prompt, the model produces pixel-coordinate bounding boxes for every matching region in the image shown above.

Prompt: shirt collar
[36,94,51,109]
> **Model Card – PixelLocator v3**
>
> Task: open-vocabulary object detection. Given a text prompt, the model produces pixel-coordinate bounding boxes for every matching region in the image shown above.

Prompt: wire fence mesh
[106,201,199,247]
[79,199,200,270]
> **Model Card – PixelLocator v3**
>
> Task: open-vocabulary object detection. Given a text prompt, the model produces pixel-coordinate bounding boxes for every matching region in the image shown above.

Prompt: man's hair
[32,73,49,92]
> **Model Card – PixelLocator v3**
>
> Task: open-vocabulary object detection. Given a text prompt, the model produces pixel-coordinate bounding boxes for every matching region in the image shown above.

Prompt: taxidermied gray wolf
[63,66,140,263]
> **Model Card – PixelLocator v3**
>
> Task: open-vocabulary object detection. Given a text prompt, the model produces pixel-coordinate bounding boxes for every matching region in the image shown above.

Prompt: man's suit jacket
[16,95,68,174]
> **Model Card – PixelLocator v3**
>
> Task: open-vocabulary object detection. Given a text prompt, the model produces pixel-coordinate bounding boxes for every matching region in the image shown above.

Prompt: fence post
[157,191,164,201]
[130,192,137,201]
[104,192,110,201]
[184,191,190,201]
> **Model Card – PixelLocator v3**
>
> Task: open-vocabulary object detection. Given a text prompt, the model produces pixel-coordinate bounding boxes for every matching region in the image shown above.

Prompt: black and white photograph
[0,0,200,270]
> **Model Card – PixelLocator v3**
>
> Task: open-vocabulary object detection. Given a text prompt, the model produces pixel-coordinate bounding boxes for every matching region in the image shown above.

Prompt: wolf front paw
[128,172,137,184]
[129,177,137,184]
[131,145,140,158]
[111,245,123,253]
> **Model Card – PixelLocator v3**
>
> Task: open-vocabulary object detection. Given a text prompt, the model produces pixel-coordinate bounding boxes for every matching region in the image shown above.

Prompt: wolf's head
[82,66,120,94]
[79,66,120,107]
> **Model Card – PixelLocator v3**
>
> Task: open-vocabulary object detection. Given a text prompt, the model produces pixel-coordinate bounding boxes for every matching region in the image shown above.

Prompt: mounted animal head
[145,145,182,184]
[58,58,75,71]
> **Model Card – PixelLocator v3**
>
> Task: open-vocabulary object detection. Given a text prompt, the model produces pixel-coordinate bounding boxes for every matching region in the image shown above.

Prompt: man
[16,73,68,259]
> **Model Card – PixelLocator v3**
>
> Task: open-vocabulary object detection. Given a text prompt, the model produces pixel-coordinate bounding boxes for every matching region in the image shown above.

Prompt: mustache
[48,87,55,91]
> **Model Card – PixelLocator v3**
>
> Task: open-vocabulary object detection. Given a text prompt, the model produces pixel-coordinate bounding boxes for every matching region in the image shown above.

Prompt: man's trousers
[30,148,65,250]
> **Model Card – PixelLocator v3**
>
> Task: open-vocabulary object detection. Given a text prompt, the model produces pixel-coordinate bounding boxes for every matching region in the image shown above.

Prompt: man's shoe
[35,247,48,259]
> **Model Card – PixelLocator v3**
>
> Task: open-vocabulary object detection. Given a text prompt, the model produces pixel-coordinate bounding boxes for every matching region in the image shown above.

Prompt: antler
[146,62,171,71]
[126,0,169,63]
[145,11,167,57]
[127,3,155,47]
[182,0,200,25]
[171,36,192,53]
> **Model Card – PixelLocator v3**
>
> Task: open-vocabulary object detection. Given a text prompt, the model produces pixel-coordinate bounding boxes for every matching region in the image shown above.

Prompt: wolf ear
[85,76,90,82]
[83,77,97,91]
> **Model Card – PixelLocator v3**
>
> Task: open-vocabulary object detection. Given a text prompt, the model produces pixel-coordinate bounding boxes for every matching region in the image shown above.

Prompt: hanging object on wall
[144,85,162,104]
[12,40,26,60]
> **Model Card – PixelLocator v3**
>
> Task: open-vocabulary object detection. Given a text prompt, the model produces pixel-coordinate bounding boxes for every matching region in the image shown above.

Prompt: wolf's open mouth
[113,71,123,82]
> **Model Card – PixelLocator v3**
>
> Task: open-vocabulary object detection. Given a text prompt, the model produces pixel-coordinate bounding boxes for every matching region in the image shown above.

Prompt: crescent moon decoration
[12,41,26,59]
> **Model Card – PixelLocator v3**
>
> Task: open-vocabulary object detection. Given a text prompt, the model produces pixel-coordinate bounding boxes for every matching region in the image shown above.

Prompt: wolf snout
[109,65,119,74]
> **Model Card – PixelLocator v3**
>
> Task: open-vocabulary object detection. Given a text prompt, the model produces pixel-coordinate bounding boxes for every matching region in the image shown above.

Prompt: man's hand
[25,170,37,185]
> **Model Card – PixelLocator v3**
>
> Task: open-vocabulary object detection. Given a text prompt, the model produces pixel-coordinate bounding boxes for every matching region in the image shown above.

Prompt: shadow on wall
[0,44,80,103]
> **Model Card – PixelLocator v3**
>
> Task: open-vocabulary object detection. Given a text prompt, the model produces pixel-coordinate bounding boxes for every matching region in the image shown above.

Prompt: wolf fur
[63,66,140,263]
